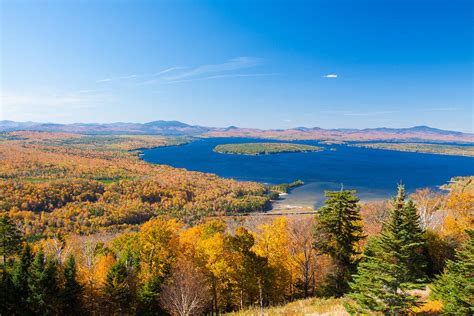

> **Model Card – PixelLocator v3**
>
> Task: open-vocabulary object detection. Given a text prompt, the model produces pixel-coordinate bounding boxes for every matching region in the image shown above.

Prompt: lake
[142,138,474,209]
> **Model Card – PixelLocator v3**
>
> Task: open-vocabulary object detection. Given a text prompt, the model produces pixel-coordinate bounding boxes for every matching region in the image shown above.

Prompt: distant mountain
[0,120,472,142]
[362,125,464,136]
[0,120,209,135]
[143,120,191,128]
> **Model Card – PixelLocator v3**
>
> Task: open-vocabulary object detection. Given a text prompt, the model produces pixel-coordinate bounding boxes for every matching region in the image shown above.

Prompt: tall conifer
[431,230,473,314]
[28,250,59,314]
[11,244,33,311]
[313,190,365,295]
[103,260,131,313]
[61,254,83,315]
[346,185,428,314]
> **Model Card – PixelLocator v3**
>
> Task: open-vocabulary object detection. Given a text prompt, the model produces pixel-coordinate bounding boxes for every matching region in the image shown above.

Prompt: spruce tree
[313,190,365,295]
[28,250,59,314]
[11,244,33,312]
[346,185,428,314]
[0,214,22,313]
[431,230,473,314]
[103,260,131,313]
[401,199,428,283]
[0,214,22,272]
[61,254,83,315]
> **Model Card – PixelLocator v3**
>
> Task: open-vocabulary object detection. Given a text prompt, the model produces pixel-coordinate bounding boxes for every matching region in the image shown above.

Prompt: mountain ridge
[0,120,472,142]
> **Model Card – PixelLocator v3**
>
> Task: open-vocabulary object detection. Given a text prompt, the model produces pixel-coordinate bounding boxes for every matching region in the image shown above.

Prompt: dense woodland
[213,143,322,155]
[0,131,473,315]
[0,132,271,236]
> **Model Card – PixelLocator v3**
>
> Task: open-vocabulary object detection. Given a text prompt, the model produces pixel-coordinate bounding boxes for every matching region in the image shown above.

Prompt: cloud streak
[97,57,269,85]
[323,74,338,79]
[162,57,261,81]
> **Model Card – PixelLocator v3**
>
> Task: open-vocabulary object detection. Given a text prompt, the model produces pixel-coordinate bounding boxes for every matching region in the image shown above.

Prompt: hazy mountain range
[1,120,472,142]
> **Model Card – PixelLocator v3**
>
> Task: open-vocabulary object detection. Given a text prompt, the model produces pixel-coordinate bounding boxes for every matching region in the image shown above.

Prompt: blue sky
[1,0,472,131]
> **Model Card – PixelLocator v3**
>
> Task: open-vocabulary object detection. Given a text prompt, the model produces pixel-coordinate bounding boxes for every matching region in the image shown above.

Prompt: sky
[0,0,472,132]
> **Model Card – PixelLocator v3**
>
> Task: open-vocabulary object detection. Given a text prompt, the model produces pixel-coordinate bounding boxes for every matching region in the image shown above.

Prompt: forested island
[352,142,474,157]
[214,142,323,155]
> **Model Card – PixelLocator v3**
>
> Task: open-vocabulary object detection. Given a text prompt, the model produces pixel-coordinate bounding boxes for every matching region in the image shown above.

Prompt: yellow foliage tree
[254,217,297,302]
[138,217,182,280]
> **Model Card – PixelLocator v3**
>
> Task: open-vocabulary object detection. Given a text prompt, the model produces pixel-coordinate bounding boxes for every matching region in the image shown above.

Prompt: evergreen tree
[11,244,33,312]
[313,190,365,295]
[103,260,132,313]
[61,254,83,315]
[346,185,428,314]
[137,275,165,315]
[0,214,22,272]
[394,185,428,284]
[0,271,15,314]
[28,250,59,314]
[431,230,473,314]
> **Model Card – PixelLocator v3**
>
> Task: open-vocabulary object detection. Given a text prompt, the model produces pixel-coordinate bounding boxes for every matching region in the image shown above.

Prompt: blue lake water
[143,138,474,209]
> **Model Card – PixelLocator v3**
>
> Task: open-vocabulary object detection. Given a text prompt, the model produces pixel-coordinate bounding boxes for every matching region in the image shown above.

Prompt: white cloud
[162,57,262,82]
[96,74,138,83]
[98,57,265,86]
[152,67,186,76]
[323,74,338,78]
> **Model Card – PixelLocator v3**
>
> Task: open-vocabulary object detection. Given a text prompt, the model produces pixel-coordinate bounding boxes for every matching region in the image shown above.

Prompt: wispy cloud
[323,74,338,79]
[164,72,278,84]
[97,57,269,86]
[205,73,277,80]
[96,74,138,83]
[163,57,261,81]
[151,67,186,76]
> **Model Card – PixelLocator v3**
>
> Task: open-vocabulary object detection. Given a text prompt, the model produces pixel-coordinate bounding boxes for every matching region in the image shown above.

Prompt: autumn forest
[0,131,472,315]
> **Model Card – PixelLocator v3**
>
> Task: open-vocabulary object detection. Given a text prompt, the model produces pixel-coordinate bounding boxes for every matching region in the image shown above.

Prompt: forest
[351,142,474,157]
[0,131,473,315]
[213,143,323,155]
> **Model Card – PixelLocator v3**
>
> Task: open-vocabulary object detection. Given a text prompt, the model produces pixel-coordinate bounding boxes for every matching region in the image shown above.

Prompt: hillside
[1,120,472,143]
[0,131,270,236]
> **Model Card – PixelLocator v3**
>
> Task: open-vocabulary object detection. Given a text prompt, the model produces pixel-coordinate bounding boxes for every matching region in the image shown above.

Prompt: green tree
[28,250,59,314]
[0,214,22,273]
[61,254,83,315]
[137,275,166,315]
[0,214,22,314]
[103,260,132,313]
[10,244,33,312]
[313,190,365,295]
[431,230,473,314]
[228,227,270,312]
[346,185,428,314]
[398,189,428,283]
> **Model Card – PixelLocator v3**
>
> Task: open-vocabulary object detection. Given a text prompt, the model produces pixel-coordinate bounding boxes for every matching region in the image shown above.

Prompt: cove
[142,138,474,209]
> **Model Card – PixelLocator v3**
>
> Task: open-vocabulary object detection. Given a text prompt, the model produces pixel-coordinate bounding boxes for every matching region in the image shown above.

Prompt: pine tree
[401,199,428,283]
[346,185,428,314]
[0,215,23,313]
[103,260,131,313]
[431,230,473,314]
[28,250,59,314]
[11,244,33,312]
[0,214,22,272]
[61,254,83,315]
[313,190,365,295]
[137,275,166,315]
